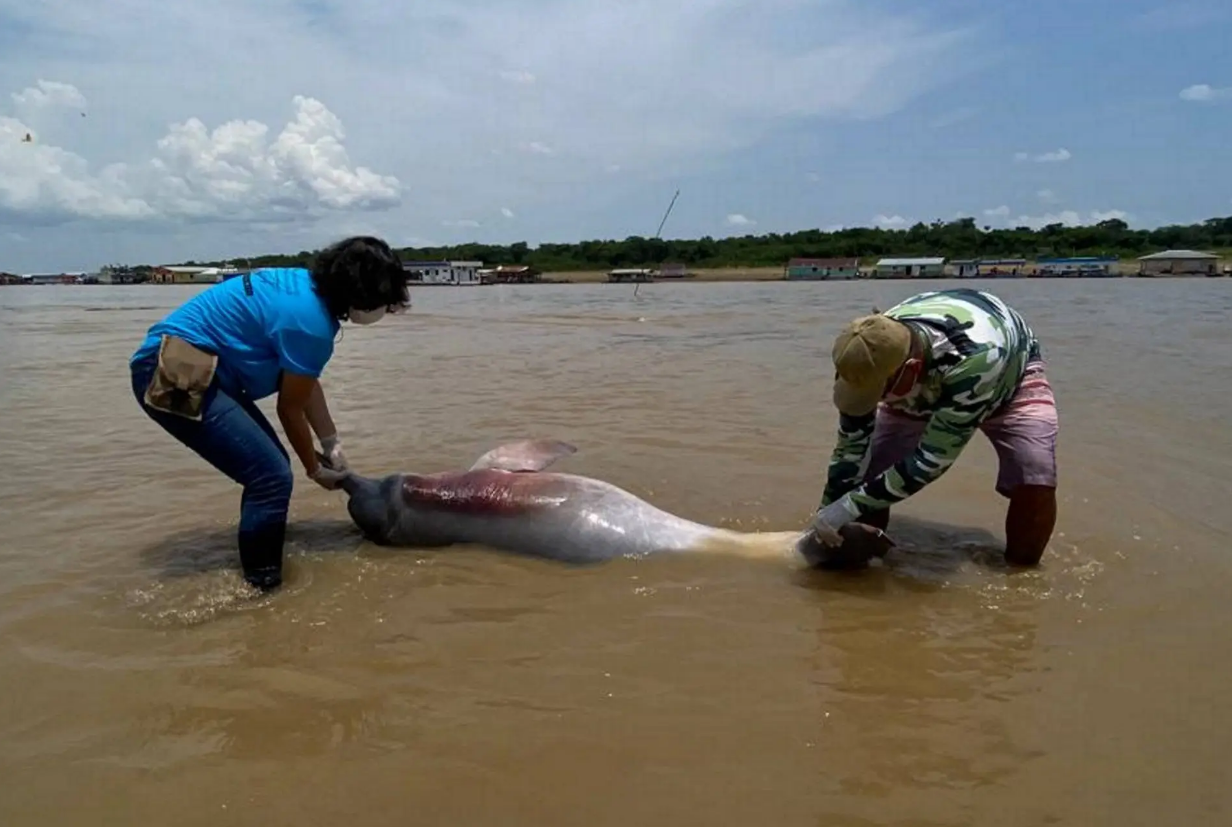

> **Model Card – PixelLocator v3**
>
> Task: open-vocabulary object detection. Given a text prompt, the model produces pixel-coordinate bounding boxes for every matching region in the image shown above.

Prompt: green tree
[176,214,1232,271]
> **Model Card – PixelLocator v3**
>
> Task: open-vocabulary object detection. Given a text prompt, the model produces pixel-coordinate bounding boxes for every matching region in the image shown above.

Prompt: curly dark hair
[310,235,409,320]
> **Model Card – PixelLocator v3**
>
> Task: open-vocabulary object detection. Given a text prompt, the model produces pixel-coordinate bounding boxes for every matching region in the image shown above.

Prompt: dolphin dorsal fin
[468,439,578,472]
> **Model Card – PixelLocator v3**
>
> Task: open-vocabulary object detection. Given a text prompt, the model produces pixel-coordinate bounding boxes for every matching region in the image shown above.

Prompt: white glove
[319,433,349,472]
[309,441,350,491]
[810,513,843,547]
[810,498,860,547]
[309,460,349,491]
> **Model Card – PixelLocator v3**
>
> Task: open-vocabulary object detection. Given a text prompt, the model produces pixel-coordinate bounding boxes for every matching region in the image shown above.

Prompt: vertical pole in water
[635,188,680,299]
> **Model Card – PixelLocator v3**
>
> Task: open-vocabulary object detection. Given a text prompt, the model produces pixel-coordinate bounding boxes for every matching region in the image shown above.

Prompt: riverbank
[543,267,785,284]
[538,266,1228,284]
[4,262,1228,288]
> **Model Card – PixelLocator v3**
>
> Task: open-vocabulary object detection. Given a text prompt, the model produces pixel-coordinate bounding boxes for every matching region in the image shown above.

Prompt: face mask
[348,306,387,325]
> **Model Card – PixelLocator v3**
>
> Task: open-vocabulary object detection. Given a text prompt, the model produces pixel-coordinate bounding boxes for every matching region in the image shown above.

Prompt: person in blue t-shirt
[129,236,410,591]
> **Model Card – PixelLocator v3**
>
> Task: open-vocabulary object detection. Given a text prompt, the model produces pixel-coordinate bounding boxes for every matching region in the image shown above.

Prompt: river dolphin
[333,439,893,568]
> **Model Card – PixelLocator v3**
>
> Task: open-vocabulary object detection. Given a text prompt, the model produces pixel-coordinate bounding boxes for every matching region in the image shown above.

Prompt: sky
[1,0,1230,272]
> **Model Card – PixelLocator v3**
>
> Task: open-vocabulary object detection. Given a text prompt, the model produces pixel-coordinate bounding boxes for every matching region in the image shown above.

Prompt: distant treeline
[179,215,1232,272]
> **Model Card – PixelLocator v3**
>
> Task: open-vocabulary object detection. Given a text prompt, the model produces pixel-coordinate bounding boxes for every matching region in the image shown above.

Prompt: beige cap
[831,314,912,416]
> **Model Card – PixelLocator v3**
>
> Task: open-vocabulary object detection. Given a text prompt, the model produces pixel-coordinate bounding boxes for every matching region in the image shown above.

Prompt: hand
[810,499,858,547]
[838,523,896,557]
[309,450,350,491]
[320,433,349,472]
[309,463,349,491]
[810,511,844,547]
[798,522,896,570]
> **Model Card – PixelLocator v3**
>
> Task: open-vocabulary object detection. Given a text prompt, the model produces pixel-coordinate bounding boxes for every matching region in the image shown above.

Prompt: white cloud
[442,219,480,228]
[12,79,87,115]
[1,81,400,225]
[1180,83,1232,102]
[1014,148,1071,164]
[983,205,1010,218]
[520,141,555,155]
[1010,209,1130,230]
[725,213,755,227]
[0,2,970,214]
[1037,188,1059,204]
[500,207,515,219]
[873,214,908,229]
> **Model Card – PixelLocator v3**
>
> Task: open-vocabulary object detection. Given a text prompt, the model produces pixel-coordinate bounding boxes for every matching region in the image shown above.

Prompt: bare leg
[980,361,1059,568]
[1004,484,1056,566]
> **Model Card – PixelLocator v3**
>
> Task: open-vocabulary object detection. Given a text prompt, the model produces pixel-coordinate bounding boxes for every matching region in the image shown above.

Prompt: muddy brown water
[0,279,1229,826]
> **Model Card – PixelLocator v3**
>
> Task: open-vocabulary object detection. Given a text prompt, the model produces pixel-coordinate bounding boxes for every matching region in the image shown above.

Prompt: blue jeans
[130,354,293,589]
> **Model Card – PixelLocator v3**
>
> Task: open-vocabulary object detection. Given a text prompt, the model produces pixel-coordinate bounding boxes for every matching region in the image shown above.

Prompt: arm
[269,324,337,478]
[820,411,876,508]
[305,379,338,442]
[823,357,1002,527]
[834,400,981,520]
[277,372,323,478]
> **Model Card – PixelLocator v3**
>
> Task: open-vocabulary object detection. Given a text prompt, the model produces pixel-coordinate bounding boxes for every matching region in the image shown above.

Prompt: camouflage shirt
[820,288,1041,516]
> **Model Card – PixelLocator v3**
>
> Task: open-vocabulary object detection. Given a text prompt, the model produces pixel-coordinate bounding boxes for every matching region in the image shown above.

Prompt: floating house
[21,271,94,284]
[979,258,1028,277]
[874,257,946,278]
[784,257,860,280]
[403,260,450,283]
[149,265,239,284]
[657,263,695,279]
[450,260,483,285]
[481,265,541,284]
[607,268,655,283]
[97,266,148,284]
[949,259,980,278]
[1136,250,1220,277]
[1036,256,1119,277]
[403,260,484,285]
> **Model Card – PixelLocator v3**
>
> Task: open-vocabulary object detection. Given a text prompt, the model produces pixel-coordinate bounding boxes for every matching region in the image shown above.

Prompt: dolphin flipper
[468,439,578,472]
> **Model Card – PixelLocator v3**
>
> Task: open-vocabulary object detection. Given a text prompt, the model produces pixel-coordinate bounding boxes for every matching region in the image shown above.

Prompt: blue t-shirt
[131,267,340,400]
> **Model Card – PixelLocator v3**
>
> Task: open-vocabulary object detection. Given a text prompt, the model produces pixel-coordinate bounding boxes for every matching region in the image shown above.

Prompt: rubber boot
[237,523,286,591]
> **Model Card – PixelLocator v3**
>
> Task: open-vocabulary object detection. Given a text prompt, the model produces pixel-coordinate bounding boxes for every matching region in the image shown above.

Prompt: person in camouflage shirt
[809,288,1058,567]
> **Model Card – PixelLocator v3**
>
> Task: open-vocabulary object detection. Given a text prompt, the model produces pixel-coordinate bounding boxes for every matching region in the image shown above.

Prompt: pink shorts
[864,362,1059,498]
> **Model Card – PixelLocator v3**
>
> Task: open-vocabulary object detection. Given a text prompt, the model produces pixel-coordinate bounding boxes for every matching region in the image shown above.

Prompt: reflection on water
[1,279,1230,826]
